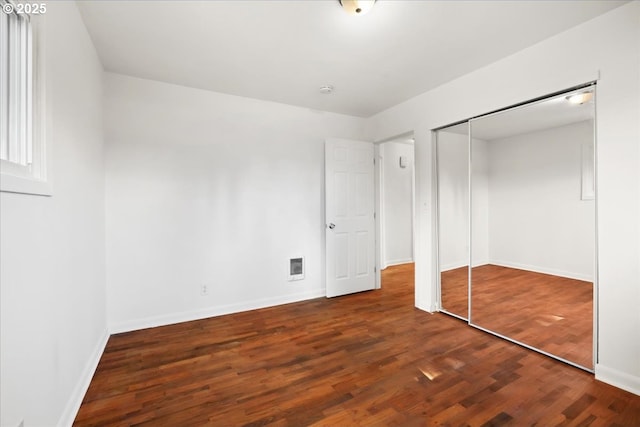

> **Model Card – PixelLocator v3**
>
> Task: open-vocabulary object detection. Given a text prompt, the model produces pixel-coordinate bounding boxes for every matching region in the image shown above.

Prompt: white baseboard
[440,261,467,272]
[383,258,414,268]
[595,363,640,396]
[489,259,593,282]
[415,301,438,313]
[440,260,488,272]
[109,289,326,334]
[57,329,110,427]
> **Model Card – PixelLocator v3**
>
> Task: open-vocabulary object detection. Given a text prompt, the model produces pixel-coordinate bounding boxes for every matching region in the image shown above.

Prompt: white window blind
[0,1,50,196]
[0,1,33,167]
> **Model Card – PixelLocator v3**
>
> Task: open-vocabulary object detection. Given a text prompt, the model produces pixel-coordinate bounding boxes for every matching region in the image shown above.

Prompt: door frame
[374,131,416,289]
[432,83,599,373]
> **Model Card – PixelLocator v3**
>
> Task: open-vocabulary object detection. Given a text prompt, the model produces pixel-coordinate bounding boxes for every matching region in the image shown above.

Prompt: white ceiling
[77,0,626,118]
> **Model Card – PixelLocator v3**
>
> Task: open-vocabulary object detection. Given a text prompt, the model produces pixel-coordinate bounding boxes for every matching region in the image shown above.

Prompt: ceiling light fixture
[566,92,593,105]
[319,85,334,94]
[339,0,376,16]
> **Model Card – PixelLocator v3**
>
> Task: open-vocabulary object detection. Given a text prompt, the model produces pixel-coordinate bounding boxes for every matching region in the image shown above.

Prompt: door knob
[328,223,336,229]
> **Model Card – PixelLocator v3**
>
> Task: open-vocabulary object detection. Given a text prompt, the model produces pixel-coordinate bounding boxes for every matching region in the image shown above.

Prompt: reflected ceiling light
[566,92,593,105]
[319,85,334,94]
[339,0,376,16]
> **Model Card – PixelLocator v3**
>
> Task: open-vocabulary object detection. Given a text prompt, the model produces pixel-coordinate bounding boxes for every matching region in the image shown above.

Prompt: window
[0,0,50,195]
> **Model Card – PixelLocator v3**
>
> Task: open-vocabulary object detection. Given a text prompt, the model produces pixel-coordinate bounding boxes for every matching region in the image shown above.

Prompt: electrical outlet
[200,284,209,296]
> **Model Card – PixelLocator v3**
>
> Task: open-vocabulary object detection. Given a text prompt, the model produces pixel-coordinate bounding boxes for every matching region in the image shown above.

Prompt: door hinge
[373,157,376,165]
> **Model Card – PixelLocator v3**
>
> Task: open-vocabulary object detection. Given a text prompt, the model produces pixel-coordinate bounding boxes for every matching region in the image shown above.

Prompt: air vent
[288,257,305,281]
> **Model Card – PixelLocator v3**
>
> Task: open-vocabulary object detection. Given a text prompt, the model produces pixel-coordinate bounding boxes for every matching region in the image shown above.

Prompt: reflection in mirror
[469,86,596,370]
[436,123,469,320]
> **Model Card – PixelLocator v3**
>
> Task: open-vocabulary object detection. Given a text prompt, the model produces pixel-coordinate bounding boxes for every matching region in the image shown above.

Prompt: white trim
[416,301,438,313]
[0,169,52,195]
[595,364,640,396]
[0,13,52,196]
[440,259,490,272]
[378,148,386,272]
[410,141,415,263]
[110,290,325,334]
[374,145,382,289]
[440,262,467,272]
[57,329,110,427]
[383,258,414,268]
[489,259,593,282]
[581,138,595,200]
[434,130,442,311]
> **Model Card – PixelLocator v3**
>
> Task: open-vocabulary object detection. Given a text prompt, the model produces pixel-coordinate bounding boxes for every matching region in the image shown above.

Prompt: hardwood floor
[75,264,640,426]
[440,266,469,319]
[441,265,593,369]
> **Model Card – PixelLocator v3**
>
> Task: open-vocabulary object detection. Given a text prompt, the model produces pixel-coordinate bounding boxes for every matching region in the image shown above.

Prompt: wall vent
[288,257,304,281]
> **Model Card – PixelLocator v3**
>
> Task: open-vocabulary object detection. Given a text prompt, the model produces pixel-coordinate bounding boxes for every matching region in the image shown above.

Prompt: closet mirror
[436,122,470,320]
[469,86,596,370]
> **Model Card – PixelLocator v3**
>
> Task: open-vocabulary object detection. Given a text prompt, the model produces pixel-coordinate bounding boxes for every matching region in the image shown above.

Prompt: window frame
[0,2,51,196]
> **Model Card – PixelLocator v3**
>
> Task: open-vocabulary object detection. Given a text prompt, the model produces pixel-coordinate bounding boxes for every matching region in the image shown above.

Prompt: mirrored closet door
[438,85,597,371]
[436,123,470,320]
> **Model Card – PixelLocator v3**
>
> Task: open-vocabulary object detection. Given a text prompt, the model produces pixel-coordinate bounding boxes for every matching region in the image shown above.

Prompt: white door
[325,138,376,298]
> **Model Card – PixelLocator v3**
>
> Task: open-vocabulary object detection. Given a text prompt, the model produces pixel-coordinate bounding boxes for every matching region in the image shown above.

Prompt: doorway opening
[323,132,415,298]
[377,133,415,290]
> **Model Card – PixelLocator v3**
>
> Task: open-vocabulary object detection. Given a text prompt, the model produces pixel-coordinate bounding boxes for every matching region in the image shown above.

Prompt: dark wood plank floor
[441,265,593,369]
[75,264,640,426]
[440,266,469,319]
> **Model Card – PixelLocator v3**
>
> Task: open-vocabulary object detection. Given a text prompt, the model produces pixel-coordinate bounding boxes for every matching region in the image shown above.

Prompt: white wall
[436,131,468,270]
[0,3,107,427]
[380,141,414,267]
[487,121,595,281]
[365,2,640,394]
[436,131,489,270]
[1,7,636,427]
[438,121,594,280]
[471,139,490,267]
[105,73,365,332]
